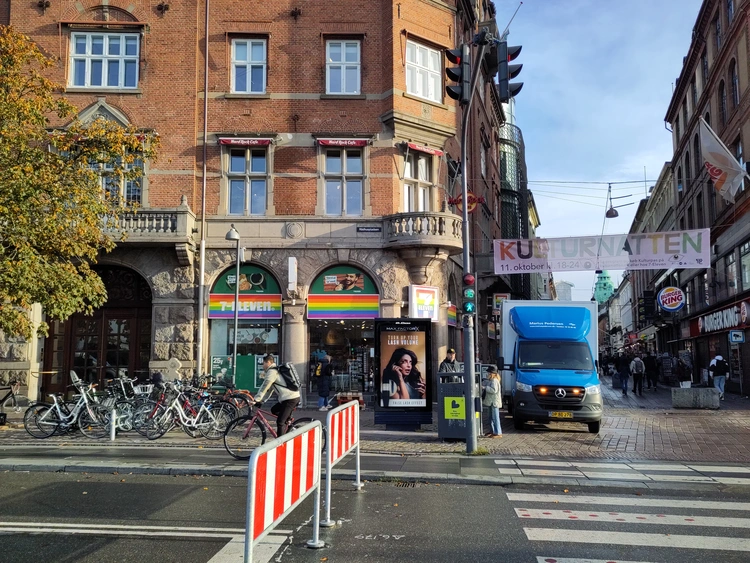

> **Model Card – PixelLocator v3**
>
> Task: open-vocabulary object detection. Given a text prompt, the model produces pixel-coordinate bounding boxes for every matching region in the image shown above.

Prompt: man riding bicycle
[253,354,301,436]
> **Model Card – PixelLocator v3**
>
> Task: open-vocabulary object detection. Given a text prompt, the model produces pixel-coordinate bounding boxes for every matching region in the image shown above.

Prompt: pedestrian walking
[630,354,646,396]
[317,355,333,410]
[644,351,659,390]
[676,358,692,388]
[709,354,730,400]
[438,348,460,372]
[618,355,630,396]
[482,365,502,437]
[254,354,301,437]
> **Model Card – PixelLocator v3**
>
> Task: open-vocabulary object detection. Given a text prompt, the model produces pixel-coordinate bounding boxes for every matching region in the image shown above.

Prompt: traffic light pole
[460,38,489,454]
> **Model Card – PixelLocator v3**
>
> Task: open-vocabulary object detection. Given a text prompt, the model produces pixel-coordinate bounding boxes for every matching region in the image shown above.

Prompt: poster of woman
[378,322,429,408]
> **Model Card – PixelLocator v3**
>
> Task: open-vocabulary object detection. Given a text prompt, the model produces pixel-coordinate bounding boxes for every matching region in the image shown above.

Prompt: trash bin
[437,374,466,440]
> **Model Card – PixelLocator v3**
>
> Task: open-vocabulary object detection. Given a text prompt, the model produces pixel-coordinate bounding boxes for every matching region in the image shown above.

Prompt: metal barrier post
[109,408,117,441]
[321,401,362,528]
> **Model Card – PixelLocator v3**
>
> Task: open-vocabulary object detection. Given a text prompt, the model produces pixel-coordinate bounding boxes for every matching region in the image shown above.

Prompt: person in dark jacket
[317,355,333,411]
[618,354,630,396]
[438,348,460,372]
[643,352,659,390]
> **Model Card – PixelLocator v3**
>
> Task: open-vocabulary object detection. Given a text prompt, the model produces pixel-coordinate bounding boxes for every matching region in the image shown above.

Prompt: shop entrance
[309,320,374,393]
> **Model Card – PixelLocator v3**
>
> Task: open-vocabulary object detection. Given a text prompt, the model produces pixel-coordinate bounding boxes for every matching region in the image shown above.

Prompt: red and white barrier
[244,420,324,562]
[321,400,362,527]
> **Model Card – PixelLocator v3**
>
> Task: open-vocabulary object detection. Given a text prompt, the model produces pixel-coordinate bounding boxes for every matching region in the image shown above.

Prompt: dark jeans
[646,370,658,388]
[632,374,643,395]
[621,374,629,393]
[271,397,300,436]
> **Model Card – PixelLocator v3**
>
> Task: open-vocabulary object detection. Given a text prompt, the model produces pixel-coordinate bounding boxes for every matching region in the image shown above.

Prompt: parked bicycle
[1,378,26,413]
[223,403,325,460]
[23,373,106,439]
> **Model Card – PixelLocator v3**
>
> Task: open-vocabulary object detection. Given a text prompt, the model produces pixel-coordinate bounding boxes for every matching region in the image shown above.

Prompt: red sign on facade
[218,138,272,146]
[317,139,368,147]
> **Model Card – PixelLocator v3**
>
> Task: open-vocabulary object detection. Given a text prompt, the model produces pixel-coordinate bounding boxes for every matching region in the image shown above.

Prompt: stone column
[283,302,309,407]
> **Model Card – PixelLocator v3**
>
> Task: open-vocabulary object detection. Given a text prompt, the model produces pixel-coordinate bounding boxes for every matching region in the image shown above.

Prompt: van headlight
[516,381,532,392]
[585,384,601,395]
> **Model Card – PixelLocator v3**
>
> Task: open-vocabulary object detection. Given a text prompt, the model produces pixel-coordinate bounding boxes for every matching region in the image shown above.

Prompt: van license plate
[550,411,573,419]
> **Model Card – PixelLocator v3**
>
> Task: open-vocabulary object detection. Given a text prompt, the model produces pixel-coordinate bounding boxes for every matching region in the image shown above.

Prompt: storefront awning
[317,139,369,147]
[405,142,444,156]
[218,138,273,146]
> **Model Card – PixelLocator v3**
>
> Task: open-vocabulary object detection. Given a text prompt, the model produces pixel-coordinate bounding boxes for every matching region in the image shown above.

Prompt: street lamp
[226,224,241,384]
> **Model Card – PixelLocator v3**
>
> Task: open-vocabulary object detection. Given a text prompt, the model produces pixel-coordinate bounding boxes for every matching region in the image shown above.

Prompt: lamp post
[226,224,241,384]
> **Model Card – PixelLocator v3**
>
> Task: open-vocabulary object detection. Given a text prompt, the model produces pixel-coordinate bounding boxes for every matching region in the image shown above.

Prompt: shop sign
[218,137,272,146]
[657,286,685,312]
[447,304,457,327]
[406,142,444,156]
[308,266,379,319]
[449,192,485,213]
[209,265,282,319]
[488,322,496,340]
[317,138,368,147]
[493,293,511,313]
[408,285,439,322]
[729,330,745,344]
[742,301,750,326]
[698,304,741,334]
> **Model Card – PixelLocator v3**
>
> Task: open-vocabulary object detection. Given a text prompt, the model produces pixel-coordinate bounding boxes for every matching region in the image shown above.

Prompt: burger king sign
[657,286,685,312]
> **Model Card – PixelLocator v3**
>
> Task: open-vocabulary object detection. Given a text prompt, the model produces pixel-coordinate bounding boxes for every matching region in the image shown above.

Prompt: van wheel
[588,421,600,434]
[513,415,525,430]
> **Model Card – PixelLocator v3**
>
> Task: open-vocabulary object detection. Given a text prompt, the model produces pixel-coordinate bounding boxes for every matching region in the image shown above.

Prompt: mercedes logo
[555,388,567,398]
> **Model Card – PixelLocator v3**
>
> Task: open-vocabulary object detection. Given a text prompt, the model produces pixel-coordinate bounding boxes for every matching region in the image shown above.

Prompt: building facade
[0,1,516,399]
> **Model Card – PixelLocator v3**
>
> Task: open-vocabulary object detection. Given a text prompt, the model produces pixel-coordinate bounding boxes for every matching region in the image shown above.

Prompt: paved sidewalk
[3,376,750,462]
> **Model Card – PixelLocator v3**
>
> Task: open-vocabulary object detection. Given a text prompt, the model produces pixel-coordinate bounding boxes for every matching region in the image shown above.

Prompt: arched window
[719,80,727,125]
[730,59,740,107]
[694,134,701,176]
[685,151,691,187]
[677,166,683,194]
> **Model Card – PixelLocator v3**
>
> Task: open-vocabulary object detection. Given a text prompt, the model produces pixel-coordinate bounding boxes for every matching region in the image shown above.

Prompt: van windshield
[518,341,594,371]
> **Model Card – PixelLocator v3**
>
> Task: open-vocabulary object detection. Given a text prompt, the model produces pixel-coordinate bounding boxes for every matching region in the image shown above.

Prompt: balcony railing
[105,207,196,242]
[383,212,463,254]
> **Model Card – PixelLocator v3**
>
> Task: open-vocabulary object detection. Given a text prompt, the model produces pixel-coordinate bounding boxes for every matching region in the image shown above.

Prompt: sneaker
[318,407,327,411]
[492,434,503,438]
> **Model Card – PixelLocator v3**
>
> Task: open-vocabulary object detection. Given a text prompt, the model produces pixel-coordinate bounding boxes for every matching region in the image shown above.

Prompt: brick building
[1,0,512,400]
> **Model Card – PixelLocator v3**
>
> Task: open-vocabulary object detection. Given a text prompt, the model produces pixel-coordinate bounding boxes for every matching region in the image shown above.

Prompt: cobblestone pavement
[2,376,750,462]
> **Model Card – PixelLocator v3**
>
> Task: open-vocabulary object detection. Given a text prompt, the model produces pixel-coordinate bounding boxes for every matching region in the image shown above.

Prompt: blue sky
[500,0,703,298]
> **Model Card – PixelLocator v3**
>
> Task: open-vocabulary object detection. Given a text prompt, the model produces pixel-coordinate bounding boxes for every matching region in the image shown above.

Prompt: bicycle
[223,403,326,460]
[0,378,26,413]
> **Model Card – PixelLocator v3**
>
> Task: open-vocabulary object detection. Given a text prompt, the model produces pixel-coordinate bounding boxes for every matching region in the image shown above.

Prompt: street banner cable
[493,228,710,274]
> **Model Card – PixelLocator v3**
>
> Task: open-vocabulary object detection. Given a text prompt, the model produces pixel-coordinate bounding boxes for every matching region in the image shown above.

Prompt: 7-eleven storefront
[307,266,380,393]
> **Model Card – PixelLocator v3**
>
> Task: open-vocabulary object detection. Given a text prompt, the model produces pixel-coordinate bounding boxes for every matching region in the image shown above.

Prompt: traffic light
[498,41,523,103]
[462,273,476,314]
[445,44,471,106]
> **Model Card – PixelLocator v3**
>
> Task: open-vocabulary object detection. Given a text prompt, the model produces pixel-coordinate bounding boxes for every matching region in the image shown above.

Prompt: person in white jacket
[482,365,503,437]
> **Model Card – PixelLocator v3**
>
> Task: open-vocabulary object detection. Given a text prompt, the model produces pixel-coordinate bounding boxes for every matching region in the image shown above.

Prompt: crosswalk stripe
[536,558,656,563]
[515,460,573,467]
[506,493,750,511]
[716,477,750,485]
[626,463,698,471]
[497,468,523,475]
[643,473,716,483]
[517,469,585,477]
[576,471,647,481]
[688,465,750,474]
[524,528,750,551]
[516,509,750,528]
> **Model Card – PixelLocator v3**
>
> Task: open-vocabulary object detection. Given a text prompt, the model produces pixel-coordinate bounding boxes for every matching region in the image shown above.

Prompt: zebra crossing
[508,491,750,561]
[495,458,750,485]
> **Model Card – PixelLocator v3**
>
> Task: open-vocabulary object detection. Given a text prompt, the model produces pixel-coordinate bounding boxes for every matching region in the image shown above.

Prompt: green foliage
[0,26,159,338]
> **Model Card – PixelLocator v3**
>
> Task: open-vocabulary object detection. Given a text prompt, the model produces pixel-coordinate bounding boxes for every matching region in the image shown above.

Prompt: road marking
[716,477,750,485]
[0,521,245,534]
[524,528,750,551]
[536,558,656,563]
[506,493,750,511]
[577,471,648,481]
[643,473,716,483]
[516,509,750,528]
[494,460,519,465]
[497,468,523,475]
[208,534,286,563]
[626,463,695,471]
[517,469,585,477]
[514,460,573,467]
[569,462,631,469]
[688,465,750,474]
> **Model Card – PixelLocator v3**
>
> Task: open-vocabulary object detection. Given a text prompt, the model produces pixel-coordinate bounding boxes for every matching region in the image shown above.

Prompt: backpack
[276,363,301,391]
[714,359,729,377]
[633,358,644,374]
[314,363,322,377]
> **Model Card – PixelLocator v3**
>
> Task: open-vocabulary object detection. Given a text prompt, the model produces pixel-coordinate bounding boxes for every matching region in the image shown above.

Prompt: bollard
[110,408,117,441]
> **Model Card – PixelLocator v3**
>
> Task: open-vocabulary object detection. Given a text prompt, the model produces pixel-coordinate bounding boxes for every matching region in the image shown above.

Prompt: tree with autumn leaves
[0,26,159,339]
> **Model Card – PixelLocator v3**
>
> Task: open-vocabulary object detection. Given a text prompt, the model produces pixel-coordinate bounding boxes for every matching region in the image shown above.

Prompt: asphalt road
[3,472,750,563]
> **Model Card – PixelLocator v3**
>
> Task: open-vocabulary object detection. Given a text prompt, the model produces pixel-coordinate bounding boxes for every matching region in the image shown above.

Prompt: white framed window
[405,40,440,103]
[227,148,268,215]
[95,156,144,204]
[70,33,139,89]
[231,39,266,94]
[326,41,360,95]
[403,152,433,212]
[481,146,487,178]
[324,149,363,215]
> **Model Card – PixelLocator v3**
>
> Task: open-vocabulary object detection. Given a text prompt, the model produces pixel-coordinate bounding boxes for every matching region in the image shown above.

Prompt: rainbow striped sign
[447,304,457,326]
[209,294,282,319]
[308,294,380,319]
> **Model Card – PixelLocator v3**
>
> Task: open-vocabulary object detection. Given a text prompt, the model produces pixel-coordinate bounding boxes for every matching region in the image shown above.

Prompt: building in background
[593,271,615,304]
[0,1,514,400]
[555,280,575,301]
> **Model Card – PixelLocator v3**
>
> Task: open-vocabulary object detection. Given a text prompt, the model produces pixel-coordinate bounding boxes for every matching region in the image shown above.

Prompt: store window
[726,252,737,296]
[308,265,380,393]
[208,264,282,392]
[741,241,750,290]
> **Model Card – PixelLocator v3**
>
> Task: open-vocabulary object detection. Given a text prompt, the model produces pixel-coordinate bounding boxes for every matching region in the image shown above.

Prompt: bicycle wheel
[146,405,175,440]
[78,404,109,439]
[2,392,20,413]
[289,418,327,453]
[133,401,158,436]
[227,393,251,417]
[224,416,266,460]
[113,399,136,432]
[23,404,60,438]
[197,401,238,440]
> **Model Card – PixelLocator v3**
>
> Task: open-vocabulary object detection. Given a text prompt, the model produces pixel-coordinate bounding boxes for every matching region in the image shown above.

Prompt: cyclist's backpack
[633,357,645,374]
[276,362,301,391]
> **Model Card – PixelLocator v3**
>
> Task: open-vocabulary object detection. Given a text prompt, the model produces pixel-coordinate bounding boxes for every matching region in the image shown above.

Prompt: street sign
[729,330,745,344]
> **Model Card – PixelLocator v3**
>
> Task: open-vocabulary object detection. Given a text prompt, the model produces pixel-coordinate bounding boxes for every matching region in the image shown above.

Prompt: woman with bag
[482,365,502,438]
